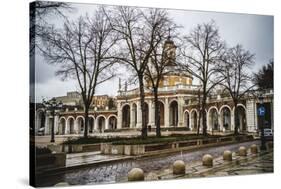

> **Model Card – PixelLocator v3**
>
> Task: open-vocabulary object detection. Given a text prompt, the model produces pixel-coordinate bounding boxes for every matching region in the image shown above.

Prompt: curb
[37,139,258,176]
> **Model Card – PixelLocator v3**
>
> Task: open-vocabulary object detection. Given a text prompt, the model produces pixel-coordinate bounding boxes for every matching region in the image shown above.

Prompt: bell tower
[163,28,177,66]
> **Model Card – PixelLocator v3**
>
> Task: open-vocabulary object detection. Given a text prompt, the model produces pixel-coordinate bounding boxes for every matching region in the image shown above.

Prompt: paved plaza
[66,152,130,168]
[35,140,273,187]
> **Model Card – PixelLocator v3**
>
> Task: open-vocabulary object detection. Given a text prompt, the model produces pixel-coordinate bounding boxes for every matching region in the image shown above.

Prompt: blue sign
[258,106,266,116]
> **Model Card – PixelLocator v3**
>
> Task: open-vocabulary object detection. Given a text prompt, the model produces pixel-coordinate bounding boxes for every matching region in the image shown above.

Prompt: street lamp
[258,94,266,151]
[43,98,63,143]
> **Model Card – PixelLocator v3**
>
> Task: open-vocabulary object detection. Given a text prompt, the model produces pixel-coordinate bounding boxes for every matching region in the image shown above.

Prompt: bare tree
[180,21,225,136]
[196,89,202,135]
[107,7,165,138]
[144,10,178,137]
[218,44,255,135]
[39,9,118,138]
[30,1,73,54]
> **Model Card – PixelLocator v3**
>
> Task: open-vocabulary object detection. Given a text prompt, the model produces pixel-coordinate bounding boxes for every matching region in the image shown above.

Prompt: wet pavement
[151,148,273,181]
[66,152,129,167]
[35,140,272,187]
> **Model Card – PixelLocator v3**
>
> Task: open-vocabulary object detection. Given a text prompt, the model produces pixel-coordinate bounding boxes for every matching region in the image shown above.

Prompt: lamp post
[43,98,63,143]
[258,94,266,151]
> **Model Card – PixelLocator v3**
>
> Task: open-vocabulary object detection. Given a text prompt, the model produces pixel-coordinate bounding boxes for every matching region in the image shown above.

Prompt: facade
[35,37,274,136]
[55,91,81,106]
[91,95,116,110]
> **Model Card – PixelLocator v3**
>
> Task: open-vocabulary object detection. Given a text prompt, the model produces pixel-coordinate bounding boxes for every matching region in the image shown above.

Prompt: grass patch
[63,134,231,145]
[111,134,217,145]
[64,137,121,145]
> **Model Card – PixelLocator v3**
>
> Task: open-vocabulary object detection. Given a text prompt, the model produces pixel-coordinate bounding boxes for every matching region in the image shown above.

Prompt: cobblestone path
[36,140,263,187]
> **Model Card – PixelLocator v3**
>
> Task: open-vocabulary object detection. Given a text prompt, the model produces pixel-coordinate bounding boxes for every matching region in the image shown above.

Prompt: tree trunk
[153,87,161,137]
[202,95,207,136]
[234,101,239,135]
[197,110,201,135]
[83,106,89,138]
[139,74,147,138]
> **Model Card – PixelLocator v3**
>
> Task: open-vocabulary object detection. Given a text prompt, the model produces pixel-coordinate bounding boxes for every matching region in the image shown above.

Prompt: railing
[118,84,202,97]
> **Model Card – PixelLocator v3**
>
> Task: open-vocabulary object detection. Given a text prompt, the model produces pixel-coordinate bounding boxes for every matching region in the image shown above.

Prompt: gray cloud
[34,3,273,102]
[35,54,57,84]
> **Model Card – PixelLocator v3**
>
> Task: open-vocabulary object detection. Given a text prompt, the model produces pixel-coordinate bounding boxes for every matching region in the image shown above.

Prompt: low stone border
[36,152,66,172]
[48,144,100,154]
[101,135,254,156]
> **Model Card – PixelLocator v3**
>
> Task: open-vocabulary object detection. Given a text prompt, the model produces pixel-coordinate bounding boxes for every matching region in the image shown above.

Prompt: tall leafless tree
[196,89,202,135]
[107,7,167,138]
[218,44,255,135]
[144,10,178,137]
[39,9,118,138]
[30,1,72,54]
[180,21,225,136]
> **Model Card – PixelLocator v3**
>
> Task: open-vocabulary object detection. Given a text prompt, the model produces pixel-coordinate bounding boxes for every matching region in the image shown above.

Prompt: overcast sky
[34,2,273,102]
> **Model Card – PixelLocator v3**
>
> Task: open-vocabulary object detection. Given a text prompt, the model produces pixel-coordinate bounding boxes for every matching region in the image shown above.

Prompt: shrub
[36,146,52,155]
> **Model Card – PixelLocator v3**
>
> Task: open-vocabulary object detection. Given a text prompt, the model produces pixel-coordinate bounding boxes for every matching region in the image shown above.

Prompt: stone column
[35,113,40,135]
[65,119,69,134]
[206,111,211,131]
[218,112,224,132]
[44,115,50,135]
[254,101,258,131]
[177,97,184,127]
[54,113,59,135]
[130,103,135,128]
[74,119,79,134]
[246,99,256,132]
[197,111,201,131]
[270,100,274,130]
[117,102,122,129]
[93,118,97,131]
[136,101,142,128]
[164,98,169,127]
[105,117,109,130]
[189,113,192,130]
[231,109,235,131]
[149,100,155,127]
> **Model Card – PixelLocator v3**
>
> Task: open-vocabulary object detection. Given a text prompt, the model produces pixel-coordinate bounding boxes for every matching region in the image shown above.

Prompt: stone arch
[66,116,75,134]
[96,115,106,133]
[219,105,232,115]
[207,107,219,131]
[234,105,247,132]
[122,104,130,128]
[190,109,198,131]
[121,103,131,109]
[58,117,66,135]
[157,100,165,127]
[234,104,247,112]
[88,115,95,133]
[36,110,45,134]
[169,100,178,127]
[107,114,117,130]
[183,110,190,129]
[157,99,165,105]
[76,116,85,134]
[220,105,231,131]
